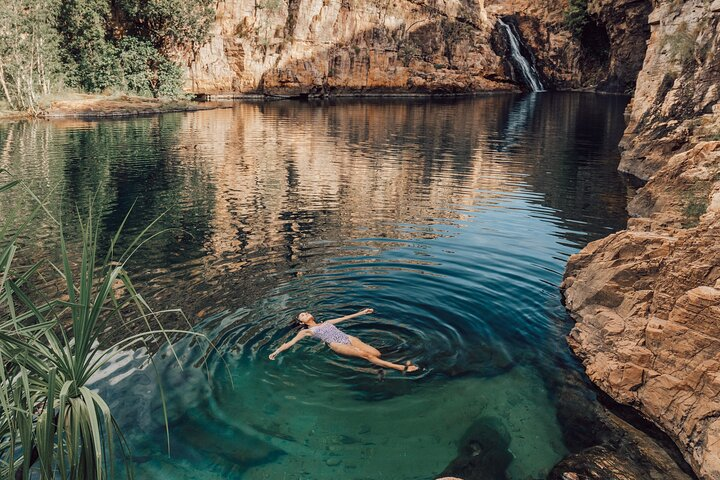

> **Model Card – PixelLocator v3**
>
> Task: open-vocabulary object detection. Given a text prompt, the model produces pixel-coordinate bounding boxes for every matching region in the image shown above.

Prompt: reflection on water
[0,93,631,479]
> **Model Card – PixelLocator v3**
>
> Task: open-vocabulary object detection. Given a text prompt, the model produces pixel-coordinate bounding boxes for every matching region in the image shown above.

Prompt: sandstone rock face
[184,0,652,95]
[586,0,653,93]
[563,2,720,477]
[563,142,720,479]
[620,0,720,180]
[485,0,651,92]
[182,0,514,95]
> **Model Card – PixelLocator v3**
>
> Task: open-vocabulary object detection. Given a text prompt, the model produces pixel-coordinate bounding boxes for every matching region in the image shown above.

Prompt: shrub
[117,37,157,97]
[155,58,186,98]
[57,0,117,93]
[0,174,200,478]
[682,184,710,228]
[663,22,698,67]
[398,42,421,66]
[565,0,589,38]
[117,0,215,54]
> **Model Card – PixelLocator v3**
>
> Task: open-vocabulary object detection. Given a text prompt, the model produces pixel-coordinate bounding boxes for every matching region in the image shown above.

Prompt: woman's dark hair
[292,314,306,329]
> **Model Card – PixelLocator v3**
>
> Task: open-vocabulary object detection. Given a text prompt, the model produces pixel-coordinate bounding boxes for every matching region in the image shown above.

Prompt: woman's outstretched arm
[269,329,312,360]
[328,308,373,325]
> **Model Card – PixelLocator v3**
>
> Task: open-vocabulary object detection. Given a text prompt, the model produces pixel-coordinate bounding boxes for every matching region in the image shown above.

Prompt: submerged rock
[438,417,513,480]
[549,403,693,480]
[549,445,682,480]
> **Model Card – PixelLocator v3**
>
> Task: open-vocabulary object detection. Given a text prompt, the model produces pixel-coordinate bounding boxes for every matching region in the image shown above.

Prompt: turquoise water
[0,93,632,479]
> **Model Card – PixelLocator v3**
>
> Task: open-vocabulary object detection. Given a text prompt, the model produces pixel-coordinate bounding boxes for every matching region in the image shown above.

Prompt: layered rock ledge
[563,142,720,479]
[562,2,720,478]
[182,0,652,95]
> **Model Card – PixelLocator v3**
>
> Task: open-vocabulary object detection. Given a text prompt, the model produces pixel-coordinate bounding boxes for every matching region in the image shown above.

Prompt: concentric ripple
[0,93,633,479]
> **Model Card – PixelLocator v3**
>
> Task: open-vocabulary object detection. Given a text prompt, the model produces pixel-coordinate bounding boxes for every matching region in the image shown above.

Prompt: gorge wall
[183,0,720,477]
[183,0,511,95]
[486,0,652,93]
[562,1,720,478]
[182,0,652,95]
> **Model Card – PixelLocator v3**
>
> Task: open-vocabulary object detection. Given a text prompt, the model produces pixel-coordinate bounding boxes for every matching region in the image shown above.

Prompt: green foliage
[398,42,421,67]
[56,0,199,98]
[663,22,698,67]
[116,36,186,98]
[0,0,64,112]
[682,182,710,228]
[117,0,215,54]
[155,58,186,98]
[56,0,120,93]
[117,37,157,97]
[441,19,473,65]
[1,0,212,108]
[257,0,285,13]
[565,0,589,38]
[0,174,199,478]
[683,198,708,228]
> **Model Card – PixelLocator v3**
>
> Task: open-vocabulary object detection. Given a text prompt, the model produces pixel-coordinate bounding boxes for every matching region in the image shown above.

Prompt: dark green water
[0,93,632,479]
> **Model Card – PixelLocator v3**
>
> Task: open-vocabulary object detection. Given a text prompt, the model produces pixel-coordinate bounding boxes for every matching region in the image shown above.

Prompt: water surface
[0,93,632,479]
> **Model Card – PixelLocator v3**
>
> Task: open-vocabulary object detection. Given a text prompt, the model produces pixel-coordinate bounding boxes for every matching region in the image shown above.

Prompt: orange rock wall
[182,0,513,95]
[563,2,720,478]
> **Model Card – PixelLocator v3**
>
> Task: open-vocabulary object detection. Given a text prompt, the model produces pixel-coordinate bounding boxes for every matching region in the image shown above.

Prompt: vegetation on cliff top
[564,0,589,38]
[0,0,214,113]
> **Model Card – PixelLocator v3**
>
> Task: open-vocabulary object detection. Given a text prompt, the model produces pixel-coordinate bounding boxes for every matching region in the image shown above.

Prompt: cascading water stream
[498,19,545,92]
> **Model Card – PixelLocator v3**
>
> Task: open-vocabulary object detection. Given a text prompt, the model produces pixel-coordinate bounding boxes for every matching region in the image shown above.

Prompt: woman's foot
[404,361,419,373]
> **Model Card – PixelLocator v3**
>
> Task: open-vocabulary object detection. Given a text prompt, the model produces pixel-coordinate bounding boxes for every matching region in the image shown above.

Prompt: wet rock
[485,0,651,93]
[561,6,720,471]
[549,445,679,480]
[438,417,512,480]
[544,358,693,480]
[325,457,342,467]
[549,406,693,480]
[563,142,720,479]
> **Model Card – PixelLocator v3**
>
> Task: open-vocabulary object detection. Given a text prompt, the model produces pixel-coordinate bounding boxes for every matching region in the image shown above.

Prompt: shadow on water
[1,93,638,479]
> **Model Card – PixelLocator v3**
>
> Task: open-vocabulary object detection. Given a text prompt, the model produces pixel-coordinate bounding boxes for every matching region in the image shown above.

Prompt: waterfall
[498,19,545,92]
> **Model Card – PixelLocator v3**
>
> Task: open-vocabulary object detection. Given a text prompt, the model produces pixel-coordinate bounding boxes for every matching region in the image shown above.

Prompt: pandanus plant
[0,172,195,479]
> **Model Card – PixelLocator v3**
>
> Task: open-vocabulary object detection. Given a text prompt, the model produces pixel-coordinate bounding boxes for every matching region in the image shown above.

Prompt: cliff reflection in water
[0,93,635,479]
[0,93,630,323]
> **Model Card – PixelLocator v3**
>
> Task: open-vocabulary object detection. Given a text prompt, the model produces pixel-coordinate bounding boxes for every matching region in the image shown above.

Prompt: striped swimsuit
[309,322,352,345]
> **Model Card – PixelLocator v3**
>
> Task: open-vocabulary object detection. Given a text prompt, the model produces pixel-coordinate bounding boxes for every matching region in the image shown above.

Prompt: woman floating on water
[269,309,419,372]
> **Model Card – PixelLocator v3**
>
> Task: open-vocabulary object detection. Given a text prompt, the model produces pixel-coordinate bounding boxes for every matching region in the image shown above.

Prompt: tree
[56,0,119,93]
[565,0,589,38]
[118,0,215,55]
[0,0,63,112]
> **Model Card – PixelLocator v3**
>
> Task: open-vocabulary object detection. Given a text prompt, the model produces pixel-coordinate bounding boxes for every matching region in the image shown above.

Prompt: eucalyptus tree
[0,0,63,112]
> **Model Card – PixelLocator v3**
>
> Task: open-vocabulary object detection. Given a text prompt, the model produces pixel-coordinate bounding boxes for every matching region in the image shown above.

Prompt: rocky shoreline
[562,1,720,478]
[0,95,231,120]
[3,0,717,476]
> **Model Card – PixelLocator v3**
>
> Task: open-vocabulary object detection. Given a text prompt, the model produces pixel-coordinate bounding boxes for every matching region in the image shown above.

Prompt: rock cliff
[183,0,513,95]
[620,0,720,180]
[183,0,653,95]
[486,0,652,93]
[562,1,720,478]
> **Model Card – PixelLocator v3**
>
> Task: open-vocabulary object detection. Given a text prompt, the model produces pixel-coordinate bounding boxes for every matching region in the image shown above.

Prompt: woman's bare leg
[349,336,381,357]
[329,343,418,372]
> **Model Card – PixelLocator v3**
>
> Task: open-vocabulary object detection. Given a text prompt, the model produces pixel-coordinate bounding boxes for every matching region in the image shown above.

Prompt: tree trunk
[0,62,15,109]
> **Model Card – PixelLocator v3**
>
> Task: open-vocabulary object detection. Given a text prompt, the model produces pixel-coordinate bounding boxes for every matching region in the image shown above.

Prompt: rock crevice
[562,2,720,478]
